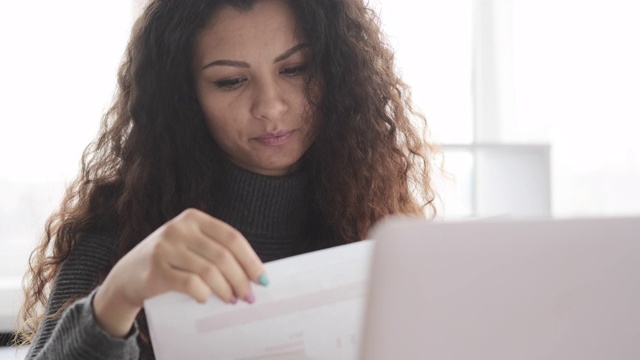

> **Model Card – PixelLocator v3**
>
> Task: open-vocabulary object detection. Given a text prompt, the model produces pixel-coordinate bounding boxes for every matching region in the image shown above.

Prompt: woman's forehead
[195,0,302,64]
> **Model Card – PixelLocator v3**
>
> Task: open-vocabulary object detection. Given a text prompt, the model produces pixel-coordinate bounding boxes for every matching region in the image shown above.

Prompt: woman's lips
[253,130,296,146]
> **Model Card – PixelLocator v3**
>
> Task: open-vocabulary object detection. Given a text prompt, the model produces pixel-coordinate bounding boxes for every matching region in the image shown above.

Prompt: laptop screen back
[360,217,640,360]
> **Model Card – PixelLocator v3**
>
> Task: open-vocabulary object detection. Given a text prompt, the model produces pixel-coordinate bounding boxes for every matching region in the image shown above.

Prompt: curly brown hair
[17,0,437,356]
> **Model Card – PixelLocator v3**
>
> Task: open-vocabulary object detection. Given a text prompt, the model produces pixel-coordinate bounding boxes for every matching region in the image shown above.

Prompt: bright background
[1,0,639,336]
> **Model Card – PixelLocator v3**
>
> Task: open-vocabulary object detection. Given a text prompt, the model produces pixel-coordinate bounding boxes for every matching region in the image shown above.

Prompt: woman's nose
[250,78,288,121]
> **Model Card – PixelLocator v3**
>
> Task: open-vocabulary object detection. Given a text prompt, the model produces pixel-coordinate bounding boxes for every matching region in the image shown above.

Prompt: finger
[184,235,254,302]
[190,210,267,285]
[168,247,237,303]
[165,267,212,304]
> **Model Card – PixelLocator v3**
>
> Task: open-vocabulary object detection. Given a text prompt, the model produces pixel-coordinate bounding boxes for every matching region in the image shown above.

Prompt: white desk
[0,347,27,360]
[0,278,22,334]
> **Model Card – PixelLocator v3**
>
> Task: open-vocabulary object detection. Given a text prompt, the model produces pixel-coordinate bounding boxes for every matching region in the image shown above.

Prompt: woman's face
[193,0,316,176]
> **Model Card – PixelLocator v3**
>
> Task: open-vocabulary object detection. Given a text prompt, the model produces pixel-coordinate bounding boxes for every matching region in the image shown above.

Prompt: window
[511,0,640,217]
[377,0,640,219]
[0,1,136,332]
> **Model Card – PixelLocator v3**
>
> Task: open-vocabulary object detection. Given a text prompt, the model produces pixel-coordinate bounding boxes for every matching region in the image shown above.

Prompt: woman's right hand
[92,208,266,337]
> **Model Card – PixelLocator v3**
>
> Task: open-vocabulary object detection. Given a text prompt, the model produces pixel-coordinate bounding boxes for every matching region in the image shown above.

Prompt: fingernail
[229,296,238,305]
[244,291,255,304]
[258,273,269,287]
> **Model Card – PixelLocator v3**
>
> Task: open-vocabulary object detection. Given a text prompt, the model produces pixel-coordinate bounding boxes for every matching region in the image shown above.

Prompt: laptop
[359,216,640,360]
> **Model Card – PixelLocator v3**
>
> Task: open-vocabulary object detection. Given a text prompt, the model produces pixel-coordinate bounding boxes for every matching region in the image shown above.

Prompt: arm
[91,209,267,339]
[28,208,267,359]
[25,233,139,360]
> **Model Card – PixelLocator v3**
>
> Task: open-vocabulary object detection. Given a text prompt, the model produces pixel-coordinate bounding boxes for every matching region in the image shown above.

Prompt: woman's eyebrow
[202,59,250,70]
[201,43,310,71]
[273,43,310,63]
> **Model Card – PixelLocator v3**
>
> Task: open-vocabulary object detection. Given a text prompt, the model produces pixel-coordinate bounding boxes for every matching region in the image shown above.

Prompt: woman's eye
[281,64,308,77]
[214,77,247,90]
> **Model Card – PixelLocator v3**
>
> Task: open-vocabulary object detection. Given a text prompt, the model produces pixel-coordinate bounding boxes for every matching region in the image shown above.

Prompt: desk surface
[0,278,22,333]
[0,347,27,360]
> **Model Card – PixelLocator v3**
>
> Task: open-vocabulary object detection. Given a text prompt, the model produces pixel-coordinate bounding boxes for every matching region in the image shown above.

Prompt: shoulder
[56,232,120,288]
[47,232,120,315]
[69,232,119,261]
[61,232,120,278]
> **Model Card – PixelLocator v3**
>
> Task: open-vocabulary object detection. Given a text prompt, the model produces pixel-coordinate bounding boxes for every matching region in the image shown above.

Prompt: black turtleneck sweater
[212,161,316,262]
[26,164,338,360]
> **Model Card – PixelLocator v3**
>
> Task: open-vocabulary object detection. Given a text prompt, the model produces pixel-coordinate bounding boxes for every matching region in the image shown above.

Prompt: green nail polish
[258,273,269,287]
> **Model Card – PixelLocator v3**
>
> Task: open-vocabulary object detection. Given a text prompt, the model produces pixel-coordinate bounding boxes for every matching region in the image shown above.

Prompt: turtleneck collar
[209,159,312,262]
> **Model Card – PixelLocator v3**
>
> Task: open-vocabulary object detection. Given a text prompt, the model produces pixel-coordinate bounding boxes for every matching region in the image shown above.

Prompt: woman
[18,0,436,358]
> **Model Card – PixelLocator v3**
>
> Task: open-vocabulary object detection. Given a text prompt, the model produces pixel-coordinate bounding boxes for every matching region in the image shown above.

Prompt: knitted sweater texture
[26,164,333,359]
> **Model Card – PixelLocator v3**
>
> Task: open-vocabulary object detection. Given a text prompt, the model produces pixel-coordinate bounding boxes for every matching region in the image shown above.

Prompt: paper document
[144,240,373,360]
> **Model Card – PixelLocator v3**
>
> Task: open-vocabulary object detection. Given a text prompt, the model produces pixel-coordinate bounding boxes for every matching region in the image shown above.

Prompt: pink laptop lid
[360,217,640,360]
